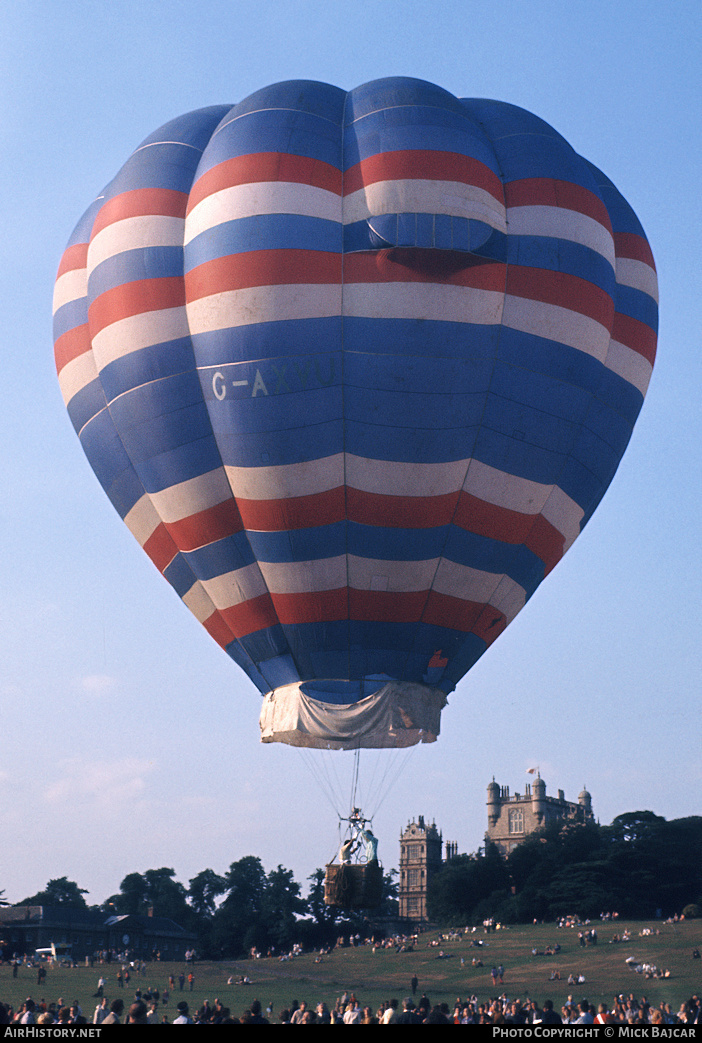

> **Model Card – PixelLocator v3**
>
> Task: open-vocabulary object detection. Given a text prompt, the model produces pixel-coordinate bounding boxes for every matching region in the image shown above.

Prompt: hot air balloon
[53,78,658,758]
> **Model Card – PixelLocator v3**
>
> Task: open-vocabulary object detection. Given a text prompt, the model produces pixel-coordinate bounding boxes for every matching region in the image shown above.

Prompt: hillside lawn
[2,919,700,1021]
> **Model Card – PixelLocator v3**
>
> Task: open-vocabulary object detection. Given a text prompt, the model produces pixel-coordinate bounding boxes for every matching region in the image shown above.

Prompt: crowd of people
[2,915,699,1026]
[2,988,701,1026]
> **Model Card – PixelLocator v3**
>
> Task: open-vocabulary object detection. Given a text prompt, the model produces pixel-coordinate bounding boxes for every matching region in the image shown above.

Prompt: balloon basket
[324,862,383,909]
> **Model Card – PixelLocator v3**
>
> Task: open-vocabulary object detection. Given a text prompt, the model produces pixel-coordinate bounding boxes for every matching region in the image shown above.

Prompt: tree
[209,856,268,957]
[106,868,192,925]
[606,810,666,844]
[188,869,226,918]
[427,848,509,923]
[20,877,88,908]
[111,872,149,915]
[603,814,702,916]
[260,864,307,951]
[374,867,400,919]
[306,869,334,929]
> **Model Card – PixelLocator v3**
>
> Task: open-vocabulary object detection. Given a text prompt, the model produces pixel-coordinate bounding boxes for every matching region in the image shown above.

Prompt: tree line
[427,811,702,925]
[13,810,702,956]
[16,861,398,959]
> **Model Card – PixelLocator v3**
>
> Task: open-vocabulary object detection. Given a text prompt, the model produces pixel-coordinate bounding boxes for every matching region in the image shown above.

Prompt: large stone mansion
[486,775,593,856]
[398,776,593,921]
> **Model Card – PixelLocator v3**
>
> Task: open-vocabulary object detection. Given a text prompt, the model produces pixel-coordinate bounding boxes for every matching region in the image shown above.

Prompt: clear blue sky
[2,0,700,906]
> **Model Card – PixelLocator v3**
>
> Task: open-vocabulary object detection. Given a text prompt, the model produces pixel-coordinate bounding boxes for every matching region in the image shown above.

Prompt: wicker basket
[324,863,384,909]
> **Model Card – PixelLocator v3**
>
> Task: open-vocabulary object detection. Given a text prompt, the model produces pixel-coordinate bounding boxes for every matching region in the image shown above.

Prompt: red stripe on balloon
[526,515,566,575]
[346,487,459,528]
[91,188,188,236]
[54,324,91,375]
[221,593,280,636]
[349,589,427,623]
[455,495,565,573]
[164,498,244,551]
[56,243,89,279]
[455,492,534,543]
[88,277,185,335]
[504,178,612,229]
[423,591,506,643]
[344,150,504,203]
[187,153,343,213]
[229,486,565,573]
[202,610,238,649]
[236,487,346,531]
[612,311,657,364]
[506,266,614,327]
[614,232,656,269]
[271,588,347,625]
[218,585,511,641]
[343,251,506,288]
[143,523,179,573]
[185,249,342,300]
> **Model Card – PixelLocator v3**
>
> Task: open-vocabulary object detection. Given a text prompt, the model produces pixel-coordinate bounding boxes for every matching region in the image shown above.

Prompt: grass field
[2,919,700,1021]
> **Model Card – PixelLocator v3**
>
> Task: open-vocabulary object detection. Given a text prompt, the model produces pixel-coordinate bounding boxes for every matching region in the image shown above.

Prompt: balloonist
[339,808,379,865]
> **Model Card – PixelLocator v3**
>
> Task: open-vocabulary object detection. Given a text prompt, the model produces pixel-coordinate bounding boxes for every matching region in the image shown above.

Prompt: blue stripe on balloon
[343,350,494,394]
[220,80,345,127]
[182,531,257,580]
[102,143,208,198]
[236,622,299,669]
[108,374,224,492]
[345,419,479,465]
[254,651,302,690]
[506,236,616,295]
[209,382,342,434]
[98,336,197,403]
[163,553,200,599]
[196,109,343,172]
[342,316,501,359]
[224,639,270,694]
[214,419,343,468]
[490,360,593,423]
[439,632,490,689]
[614,283,658,330]
[88,246,185,300]
[191,317,343,366]
[184,215,341,270]
[246,522,346,563]
[79,407,136,497]
[582,399,634,458]
[348,77,473,125]
[66,378,106,436]
[344,111,500,169]
[134,106,232,152]
[53,298,88,342]
[239,521,544,599]
[343,385,487,430]
[495,327,644,424]
[106,467,149,521]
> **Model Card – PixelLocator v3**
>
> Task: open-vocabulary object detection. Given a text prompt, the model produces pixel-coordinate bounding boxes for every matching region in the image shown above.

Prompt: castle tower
[399,816,442,921]
[532,774,546,825]
[487,779,500,827]
[486,777,594,855]
[578,787,592,815]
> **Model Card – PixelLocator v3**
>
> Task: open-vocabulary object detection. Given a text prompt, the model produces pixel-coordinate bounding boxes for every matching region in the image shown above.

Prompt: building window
[508,807,524,834]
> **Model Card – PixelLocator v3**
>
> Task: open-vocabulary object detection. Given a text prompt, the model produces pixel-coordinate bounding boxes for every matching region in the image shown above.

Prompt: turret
[578,787,592,816]
[532,774,546,824]
[487,778,500,826]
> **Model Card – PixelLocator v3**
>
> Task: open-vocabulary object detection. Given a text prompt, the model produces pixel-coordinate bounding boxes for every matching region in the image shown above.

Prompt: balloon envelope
[53,78,658,748]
